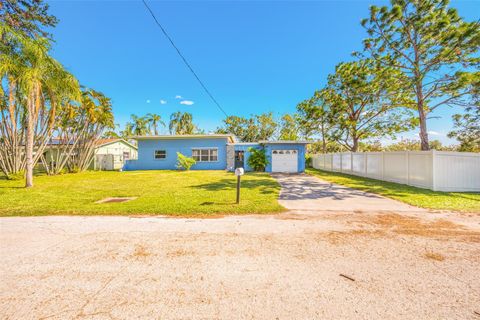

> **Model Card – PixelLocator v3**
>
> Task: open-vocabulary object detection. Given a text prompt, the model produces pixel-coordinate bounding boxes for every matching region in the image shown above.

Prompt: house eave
[96,139,138,150]
[258,140,310,144]
[133,134,237,143]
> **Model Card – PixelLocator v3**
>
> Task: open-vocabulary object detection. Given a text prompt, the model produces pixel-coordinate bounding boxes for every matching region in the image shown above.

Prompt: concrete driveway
[273,173,422,212]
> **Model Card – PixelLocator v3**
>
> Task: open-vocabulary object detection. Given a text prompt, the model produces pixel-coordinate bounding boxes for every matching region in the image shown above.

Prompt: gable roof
[96,138,137,150]
[133,134,237,144]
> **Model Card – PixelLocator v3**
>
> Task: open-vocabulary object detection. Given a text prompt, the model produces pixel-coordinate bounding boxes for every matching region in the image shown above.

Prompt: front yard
[307,168,480,212]
[0,171,285,216]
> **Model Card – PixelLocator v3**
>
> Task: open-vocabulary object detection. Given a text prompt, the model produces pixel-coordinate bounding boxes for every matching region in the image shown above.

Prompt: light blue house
[124,134,308,173]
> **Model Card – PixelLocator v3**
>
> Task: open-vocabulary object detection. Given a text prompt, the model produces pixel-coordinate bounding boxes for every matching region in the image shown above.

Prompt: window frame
[153,150,167,160]
[191,148,219,162]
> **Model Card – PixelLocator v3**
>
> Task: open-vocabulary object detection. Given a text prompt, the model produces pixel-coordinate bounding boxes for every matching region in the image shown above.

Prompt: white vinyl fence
[312,151,480,192]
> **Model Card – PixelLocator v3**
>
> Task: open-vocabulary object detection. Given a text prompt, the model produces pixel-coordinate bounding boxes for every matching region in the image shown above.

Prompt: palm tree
[71,88,114,171]
[129,114,149,136]
[2,24,80,187]
[145,113,165,135]
[121,122,134,139]
[169,111,195,135]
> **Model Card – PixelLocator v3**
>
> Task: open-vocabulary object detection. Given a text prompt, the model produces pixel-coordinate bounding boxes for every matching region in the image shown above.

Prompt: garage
[271,150,298,173]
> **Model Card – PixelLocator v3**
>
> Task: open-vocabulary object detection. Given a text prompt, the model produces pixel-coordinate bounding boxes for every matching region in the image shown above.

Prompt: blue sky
[47,0,479,144]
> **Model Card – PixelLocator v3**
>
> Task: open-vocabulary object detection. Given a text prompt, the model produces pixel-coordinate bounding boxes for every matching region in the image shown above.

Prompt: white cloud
[146,99,151,104]
[160,100,167,105]
[427,130,442,136]
[180,100,194,106]
[175,95,183,99]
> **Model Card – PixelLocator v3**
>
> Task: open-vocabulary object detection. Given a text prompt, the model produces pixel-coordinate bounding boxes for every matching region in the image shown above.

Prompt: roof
[228,142,260,146]
[95,138,120,146]
[46,138,73,145]
[133,134,237,143]
[96,138,137,150]
[228,140,310,146]
[259,140,310,145]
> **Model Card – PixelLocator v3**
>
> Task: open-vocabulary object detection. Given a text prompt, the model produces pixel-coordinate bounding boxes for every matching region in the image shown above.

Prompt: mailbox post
[234,168,244,204]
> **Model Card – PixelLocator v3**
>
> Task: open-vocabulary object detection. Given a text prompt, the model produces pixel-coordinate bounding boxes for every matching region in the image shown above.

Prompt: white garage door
[271,150,298,173]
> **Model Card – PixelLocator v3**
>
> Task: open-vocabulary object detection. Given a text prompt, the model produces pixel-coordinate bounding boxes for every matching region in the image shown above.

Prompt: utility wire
[142,0,229,118]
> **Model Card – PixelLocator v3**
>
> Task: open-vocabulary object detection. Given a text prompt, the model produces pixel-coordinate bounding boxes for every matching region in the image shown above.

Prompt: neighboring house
[40,138,137,171]
[123,134,308,173]
[93,139,138,170]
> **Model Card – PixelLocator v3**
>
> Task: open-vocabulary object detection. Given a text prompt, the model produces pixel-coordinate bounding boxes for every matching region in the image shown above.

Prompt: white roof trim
[227,142,260,146]
[258,140,310,144]
[133,134,236,143]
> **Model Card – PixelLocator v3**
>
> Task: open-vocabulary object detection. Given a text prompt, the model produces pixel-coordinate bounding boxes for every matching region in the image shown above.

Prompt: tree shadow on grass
[192,178,278,195]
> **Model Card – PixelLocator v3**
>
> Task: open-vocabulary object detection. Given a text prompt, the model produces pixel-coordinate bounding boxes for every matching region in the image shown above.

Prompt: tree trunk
[352,137,359,152]
[25,93,35,188]
[414,53,429,151]
[418,106,429,151]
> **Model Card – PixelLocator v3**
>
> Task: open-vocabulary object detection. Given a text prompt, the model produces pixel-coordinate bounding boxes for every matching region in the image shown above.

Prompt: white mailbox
[234,168,244,176]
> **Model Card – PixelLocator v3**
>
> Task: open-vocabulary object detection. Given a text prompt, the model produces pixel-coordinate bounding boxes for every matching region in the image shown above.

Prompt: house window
[123,151,130,160]
[154,150,166,160]
[192,148,218,162]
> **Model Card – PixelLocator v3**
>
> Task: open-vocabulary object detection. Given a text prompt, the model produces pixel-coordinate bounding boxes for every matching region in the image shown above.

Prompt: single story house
[123,134,308,173]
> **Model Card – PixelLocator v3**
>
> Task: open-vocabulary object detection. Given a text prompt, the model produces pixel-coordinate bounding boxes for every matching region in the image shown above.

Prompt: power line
[142,0,229,118]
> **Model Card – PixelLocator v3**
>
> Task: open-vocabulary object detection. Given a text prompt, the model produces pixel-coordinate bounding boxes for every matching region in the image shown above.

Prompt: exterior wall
[312,151,480,192]
[234,143,306,173]
[226,144,235,171]
[93,141,137,170]
[124,137,229,170]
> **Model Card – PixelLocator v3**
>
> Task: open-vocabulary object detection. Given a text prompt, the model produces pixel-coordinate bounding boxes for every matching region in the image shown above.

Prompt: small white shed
[93,139,138,170]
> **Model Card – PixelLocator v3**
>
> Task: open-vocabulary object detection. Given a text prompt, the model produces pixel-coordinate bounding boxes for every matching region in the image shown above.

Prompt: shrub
[247,147,269,172]
[176,152,196,170]
[305,154,312,168]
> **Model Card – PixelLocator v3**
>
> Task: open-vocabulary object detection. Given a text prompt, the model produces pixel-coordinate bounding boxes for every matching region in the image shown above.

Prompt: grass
[0,170,285,217]
[306,168,480,213]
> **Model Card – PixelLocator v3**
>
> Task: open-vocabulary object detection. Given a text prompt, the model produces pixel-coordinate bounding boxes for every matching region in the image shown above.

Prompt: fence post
[339,153,343,173]
[351,152,354,172]
[364,152,368,177]
[431,149,437,191]
[406,150,410,186]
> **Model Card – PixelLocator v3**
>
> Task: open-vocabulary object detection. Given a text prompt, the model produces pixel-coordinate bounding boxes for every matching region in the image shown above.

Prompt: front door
[235,151,245,169]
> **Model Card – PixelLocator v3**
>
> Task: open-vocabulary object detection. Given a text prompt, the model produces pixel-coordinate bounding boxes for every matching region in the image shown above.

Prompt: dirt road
[1,210,479,320]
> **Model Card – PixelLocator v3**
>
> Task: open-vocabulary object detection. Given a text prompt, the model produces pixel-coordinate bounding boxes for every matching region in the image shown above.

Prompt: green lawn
[0,170,285,217]
[307,168,480,212]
